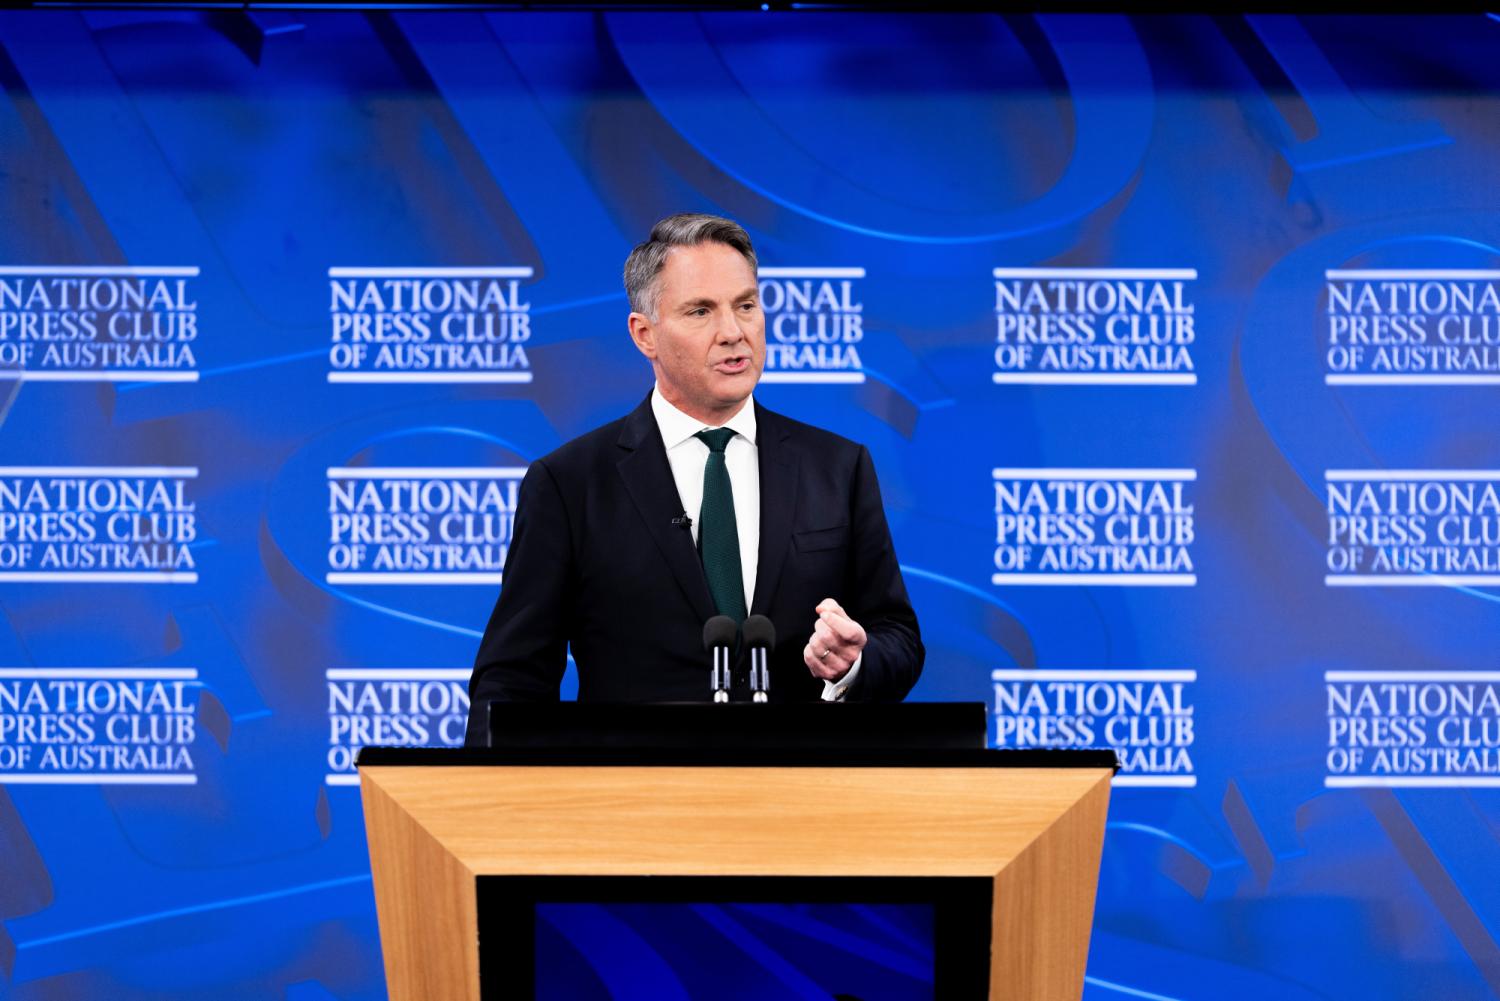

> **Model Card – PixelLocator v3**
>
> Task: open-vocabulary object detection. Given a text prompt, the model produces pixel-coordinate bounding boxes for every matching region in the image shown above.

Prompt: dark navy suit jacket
[465,394,923,743]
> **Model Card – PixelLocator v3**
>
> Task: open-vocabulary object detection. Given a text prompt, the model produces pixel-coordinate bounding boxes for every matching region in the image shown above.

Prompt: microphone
[672,512,693,531]
[702,615,736,703]
[742,615,775,704]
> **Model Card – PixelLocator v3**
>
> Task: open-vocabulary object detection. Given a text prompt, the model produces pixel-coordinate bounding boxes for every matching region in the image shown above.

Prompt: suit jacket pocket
[794,525,849,553]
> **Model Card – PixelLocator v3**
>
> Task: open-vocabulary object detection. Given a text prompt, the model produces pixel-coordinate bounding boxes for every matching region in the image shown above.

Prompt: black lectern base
[484,701,988,751]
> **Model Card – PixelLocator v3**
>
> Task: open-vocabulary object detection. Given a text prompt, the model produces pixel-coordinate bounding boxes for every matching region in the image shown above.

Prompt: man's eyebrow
[676,288,758,311]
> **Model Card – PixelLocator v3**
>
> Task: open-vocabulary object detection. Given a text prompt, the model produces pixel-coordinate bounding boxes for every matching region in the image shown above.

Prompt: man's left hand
[804,598,867,682]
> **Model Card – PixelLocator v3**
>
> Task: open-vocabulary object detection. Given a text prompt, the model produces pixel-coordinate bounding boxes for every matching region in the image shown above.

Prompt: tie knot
[695,428,736,454]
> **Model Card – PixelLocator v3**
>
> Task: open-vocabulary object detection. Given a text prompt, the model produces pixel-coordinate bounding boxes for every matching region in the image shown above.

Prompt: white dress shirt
[650,386,860,701]
[651,386,760,606]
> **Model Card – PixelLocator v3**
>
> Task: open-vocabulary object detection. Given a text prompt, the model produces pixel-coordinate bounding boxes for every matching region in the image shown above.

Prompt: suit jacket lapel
[751,402,798,616]
[616,395,718,623]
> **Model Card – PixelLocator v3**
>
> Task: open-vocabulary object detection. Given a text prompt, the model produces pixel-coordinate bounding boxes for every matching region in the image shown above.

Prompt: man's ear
[627,312,656,360]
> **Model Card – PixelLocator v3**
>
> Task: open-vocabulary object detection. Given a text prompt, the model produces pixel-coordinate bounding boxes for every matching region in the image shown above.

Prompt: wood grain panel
[359,763,1114,1000]
[360,765,1111,877]
[361,773,480,1001]
[990,770,1113,1000]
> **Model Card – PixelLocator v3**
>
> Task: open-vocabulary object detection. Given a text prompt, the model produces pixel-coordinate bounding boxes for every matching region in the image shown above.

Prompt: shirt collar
[651,384,758,449]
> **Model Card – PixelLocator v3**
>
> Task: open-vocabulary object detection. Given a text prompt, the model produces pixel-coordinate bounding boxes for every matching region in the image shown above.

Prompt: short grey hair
[623,213,758,320]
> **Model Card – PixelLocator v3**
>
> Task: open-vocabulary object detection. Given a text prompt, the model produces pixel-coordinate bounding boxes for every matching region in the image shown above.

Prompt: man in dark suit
[465,214,922,743]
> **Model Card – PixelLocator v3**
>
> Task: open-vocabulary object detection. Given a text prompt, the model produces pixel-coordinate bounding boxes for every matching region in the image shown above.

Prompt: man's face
[629,241,764,424]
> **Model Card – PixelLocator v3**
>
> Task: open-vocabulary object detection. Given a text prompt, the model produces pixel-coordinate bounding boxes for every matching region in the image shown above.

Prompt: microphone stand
[749,645,768,703]
[743,615,775,704]
[712,645,731,703]
[702,615,736,703]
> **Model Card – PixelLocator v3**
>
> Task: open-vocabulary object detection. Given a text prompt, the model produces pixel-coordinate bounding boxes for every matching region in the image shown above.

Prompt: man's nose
[715,309,744,343]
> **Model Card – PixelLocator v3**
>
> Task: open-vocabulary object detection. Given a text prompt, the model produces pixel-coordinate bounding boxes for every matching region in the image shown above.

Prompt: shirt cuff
[821,653,862,702]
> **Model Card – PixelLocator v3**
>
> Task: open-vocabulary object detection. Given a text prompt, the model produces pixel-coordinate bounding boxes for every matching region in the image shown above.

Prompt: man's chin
[700,381,755,417]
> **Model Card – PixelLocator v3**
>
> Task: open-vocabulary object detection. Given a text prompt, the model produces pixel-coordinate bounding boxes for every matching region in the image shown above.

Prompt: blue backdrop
[0,9,1497,1000]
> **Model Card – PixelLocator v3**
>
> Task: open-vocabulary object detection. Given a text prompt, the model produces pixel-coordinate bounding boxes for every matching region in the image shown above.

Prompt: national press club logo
[327,267,534,383]
[0,466,199,583]
[992,669,1197,787]
[1324,269,1500,386]
[758,267,866,384]
[992,268,1197,386]
[0,265,199,382]
[0,667,201,785]
[992,468,1197,586]
[324,668,469,786]
[1325,670,1500,788]
[1324,470,1500,587]
[325,466,523,585]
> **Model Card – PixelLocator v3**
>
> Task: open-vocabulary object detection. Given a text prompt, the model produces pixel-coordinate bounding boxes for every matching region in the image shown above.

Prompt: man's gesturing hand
[803,598,867,682]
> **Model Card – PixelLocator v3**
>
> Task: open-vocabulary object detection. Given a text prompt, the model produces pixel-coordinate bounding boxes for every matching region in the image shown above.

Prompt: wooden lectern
[357,704,1115,1000]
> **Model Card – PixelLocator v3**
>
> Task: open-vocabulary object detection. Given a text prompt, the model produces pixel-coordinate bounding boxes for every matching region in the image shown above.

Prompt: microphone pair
[702,615,775,703]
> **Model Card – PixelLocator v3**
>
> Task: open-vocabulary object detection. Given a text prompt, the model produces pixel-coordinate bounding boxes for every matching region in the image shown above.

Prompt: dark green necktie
[694,427,747,623]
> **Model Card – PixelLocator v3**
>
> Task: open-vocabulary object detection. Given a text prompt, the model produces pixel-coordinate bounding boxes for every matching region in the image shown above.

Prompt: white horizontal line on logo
[0,667,197,679]
[327,467,527,479]
[0,265,199,277]
[759,372,865,384]
[992,268,1197,280]
[0,572,198,584]
[992,373,1197,386]
[327,371,534,384]
[991,573,1197,586]
[756,267,865,279]
[0,466,198,477]
[326,572,503,585]
[1326,375,1500,386]
[992,468,1196,480]
[1324,776,1500,788]
[1112,775,1197,788]
[0,371,199,382]
[325,774,362,786]
[1324,671,1500,682]
[1325,269,1500,280]
[325,668,471,681]
[327,266,533,278]
[0,773,198,785]
[1326,575,1500,587]
[991,669,1196,682]
[1325,469,1500,480]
